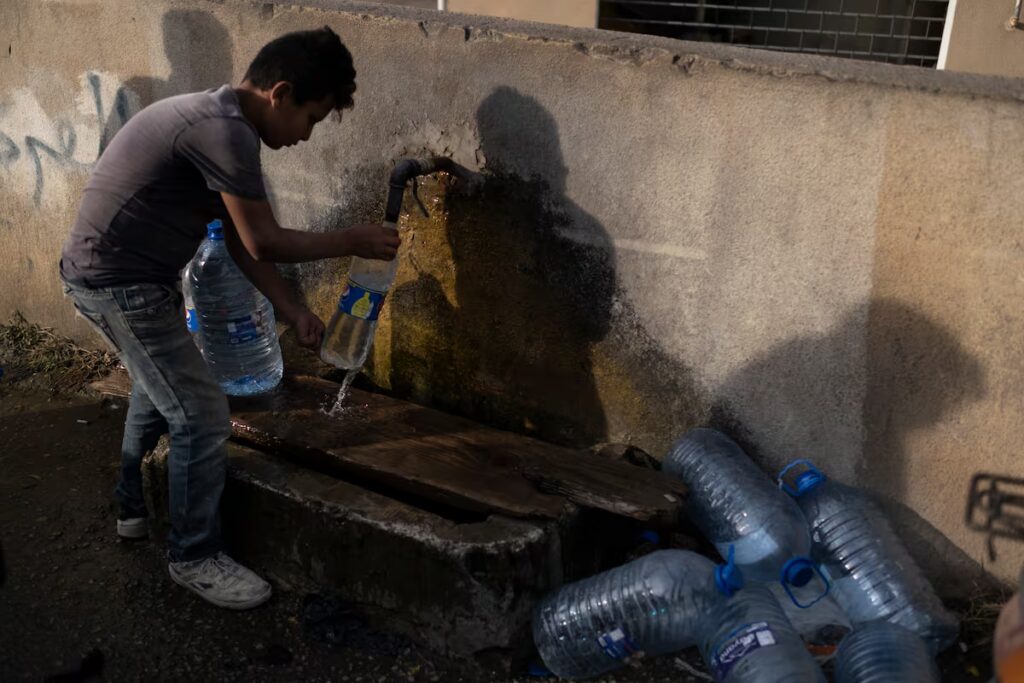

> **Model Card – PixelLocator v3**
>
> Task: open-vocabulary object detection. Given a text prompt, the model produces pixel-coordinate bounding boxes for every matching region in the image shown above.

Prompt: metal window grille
[598,0,950,67]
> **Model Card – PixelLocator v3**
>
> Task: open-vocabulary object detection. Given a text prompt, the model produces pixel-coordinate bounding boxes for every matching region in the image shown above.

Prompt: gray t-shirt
[60,85,266,287]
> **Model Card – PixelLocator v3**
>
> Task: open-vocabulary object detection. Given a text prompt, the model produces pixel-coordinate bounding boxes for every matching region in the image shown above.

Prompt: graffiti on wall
[0,71,138,207]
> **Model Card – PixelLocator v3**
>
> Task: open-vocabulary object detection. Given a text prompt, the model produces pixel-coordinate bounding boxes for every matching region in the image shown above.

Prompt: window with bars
[598,0,950,67]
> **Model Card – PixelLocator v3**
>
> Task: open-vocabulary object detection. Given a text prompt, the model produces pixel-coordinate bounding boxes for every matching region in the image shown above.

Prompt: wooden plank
[230,375,687,523]
[91,369,687,523]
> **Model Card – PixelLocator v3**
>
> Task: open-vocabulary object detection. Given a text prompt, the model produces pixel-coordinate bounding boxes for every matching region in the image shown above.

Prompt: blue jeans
[63,280,229,562]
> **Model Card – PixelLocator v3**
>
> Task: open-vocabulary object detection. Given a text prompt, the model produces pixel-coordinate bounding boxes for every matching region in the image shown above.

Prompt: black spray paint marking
[0,131,19,167]
[0,71,130,206]
[87,72,129,155]
[25,120,83,206]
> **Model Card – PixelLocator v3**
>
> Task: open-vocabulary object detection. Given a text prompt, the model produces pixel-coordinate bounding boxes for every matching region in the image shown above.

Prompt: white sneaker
[168,552,272,610]
[116,517,148,540]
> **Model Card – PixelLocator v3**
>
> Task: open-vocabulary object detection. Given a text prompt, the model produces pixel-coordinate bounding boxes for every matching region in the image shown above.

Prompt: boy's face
[262,82,336,150]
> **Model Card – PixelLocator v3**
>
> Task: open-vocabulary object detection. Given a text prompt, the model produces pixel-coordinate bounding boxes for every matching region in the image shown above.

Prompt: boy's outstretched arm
[223,220,325,348]
[221,193,400,263]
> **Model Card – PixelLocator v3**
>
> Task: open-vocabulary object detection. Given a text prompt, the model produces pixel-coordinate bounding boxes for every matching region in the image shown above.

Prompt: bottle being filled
[188,219,283,396]
[320,220,399,370]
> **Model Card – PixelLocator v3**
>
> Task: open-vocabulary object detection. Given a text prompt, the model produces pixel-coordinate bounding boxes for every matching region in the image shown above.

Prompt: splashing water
[322,369,360,418]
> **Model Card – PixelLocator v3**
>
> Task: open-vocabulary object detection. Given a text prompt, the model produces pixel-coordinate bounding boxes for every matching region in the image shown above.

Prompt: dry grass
[954,585,1016,651]
[0,312,118,394]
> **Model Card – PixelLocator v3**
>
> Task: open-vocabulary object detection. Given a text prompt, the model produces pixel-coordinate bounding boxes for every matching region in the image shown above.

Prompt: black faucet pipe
[383,157,462,224]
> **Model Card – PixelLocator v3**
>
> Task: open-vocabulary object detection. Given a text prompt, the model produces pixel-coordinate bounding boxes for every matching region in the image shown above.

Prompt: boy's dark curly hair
[243,26,356,111]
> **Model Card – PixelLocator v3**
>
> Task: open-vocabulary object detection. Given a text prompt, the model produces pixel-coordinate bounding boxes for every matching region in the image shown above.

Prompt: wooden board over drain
[229,375,686,523]
[93,370,687,523]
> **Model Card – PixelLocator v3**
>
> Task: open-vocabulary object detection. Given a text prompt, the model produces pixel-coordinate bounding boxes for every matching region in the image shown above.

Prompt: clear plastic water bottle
[699,582,826,683]
[320,221,399,369]
[188,219,283,396]
[663,429,822,599]
[778,460,959,654]
[181,261,202,352]
[533,549,743,679]
[834,621,940,683]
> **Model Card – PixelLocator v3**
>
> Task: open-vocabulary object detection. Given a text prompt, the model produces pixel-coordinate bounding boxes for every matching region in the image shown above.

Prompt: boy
[59,27,398,609]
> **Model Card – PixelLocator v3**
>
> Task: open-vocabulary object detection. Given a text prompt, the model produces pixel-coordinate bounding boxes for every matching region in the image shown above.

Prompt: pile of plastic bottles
[532,427,957,682]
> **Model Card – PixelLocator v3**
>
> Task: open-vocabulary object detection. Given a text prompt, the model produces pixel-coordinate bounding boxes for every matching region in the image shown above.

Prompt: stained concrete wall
[2,0,1023,588]
[939,0,1024,77]
[447,0,596,28]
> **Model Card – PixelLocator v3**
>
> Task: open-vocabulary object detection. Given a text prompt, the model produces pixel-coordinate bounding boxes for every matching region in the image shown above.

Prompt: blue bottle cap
[780,556,831,609]
[782,557,815,588]
[778,459,827,497]
[714,545,744,597]
[207,219,224,240]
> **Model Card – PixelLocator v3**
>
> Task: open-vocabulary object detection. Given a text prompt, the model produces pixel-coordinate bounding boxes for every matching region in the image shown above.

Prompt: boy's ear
[269,81,294,108]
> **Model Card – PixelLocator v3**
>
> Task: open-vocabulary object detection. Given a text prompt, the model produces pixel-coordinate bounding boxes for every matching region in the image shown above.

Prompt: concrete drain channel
[99,372,688,669]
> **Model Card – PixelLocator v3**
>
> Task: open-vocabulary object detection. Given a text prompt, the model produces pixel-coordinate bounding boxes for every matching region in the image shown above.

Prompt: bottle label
[712,621,777,681]
[185,307,199,333]
[227,311,266,345]
[596,628,642,661]
[337,281,386,321]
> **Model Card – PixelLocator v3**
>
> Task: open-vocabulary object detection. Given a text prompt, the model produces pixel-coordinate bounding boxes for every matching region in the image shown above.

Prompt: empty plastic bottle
[699,582,826,683]
[778,460,959,654]
[533,549,743,680]
[834,621,940,683]
[320,221,399,370]
[188,219,283,396]
[663,428,822,600]
[181,261,202,352]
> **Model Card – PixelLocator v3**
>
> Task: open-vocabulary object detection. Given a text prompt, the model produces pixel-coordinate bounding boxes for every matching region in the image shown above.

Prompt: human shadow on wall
[384,88,709,452]
[386,88,615,448]
[100,9,233,154]
[713,298,989,593]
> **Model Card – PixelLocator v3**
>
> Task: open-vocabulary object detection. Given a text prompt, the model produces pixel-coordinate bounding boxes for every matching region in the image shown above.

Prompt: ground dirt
[0,374,1002,682]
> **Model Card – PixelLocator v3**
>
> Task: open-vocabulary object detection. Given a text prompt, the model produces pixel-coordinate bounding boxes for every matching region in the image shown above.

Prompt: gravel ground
[0,384,998,682]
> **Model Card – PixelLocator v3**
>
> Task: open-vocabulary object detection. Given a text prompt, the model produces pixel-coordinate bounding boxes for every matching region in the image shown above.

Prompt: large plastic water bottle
[181,261,202,352]
[699,582,826,683]
[778,460,959,654]
[188,219,283,396]
[834,621,940,683]
[663,429,821,599]
[533,549,743,679]
[320,221,399,369]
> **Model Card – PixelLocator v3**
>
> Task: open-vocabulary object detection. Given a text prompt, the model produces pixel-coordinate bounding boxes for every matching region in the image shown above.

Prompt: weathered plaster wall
[939,0,1024,77]
[2,0,1022,588]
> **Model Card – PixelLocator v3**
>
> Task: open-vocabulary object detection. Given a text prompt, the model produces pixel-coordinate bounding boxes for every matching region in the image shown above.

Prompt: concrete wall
[2,0,1023,588]
[939,0,1024,77]
[447,0,595,28]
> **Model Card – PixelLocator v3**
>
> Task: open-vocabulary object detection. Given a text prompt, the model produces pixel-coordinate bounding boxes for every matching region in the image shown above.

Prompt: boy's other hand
[291,307,325,348]
[345,223,400,260]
